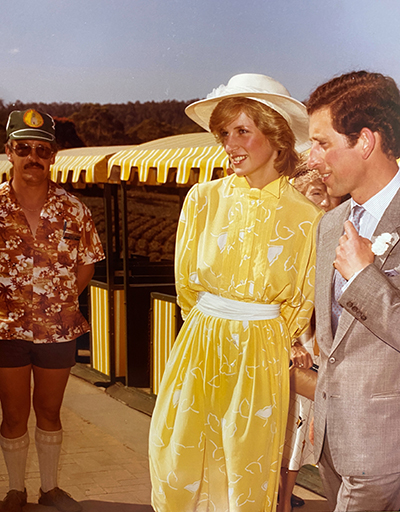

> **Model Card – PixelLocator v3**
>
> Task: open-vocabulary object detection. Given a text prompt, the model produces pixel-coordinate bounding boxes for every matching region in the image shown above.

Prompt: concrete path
[0,373,329,511]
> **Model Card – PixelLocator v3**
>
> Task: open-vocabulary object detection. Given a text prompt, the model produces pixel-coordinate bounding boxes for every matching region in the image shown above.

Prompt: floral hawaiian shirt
[0,180,105,343]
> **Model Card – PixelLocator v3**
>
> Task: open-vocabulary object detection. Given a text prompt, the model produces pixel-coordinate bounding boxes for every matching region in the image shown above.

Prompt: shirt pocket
[58,222,81,266]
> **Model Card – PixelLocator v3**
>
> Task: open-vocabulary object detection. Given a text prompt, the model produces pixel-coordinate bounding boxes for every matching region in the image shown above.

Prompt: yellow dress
[149,174,323,512]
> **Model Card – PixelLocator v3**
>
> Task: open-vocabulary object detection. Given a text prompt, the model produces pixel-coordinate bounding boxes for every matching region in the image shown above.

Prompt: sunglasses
[11,142,54,160]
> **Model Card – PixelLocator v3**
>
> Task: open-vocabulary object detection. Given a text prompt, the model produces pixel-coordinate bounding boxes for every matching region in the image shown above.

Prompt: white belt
[196,292,281,321]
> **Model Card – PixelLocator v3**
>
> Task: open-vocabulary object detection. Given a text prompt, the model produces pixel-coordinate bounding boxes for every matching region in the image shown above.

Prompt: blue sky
[1,0,400,105]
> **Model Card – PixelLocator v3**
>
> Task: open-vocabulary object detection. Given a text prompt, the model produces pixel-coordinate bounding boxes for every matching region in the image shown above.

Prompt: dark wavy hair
[209,97,299,177]
[307,71,400,160]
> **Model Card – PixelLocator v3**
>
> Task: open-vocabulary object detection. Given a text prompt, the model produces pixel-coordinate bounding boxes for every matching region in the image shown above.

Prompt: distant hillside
[0,98,205,150]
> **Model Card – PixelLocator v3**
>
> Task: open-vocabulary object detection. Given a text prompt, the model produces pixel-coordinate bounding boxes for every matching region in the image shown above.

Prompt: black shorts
[0,339,77,369]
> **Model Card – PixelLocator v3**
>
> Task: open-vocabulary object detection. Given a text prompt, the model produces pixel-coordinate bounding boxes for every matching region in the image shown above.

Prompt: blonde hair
[209,97,299,177]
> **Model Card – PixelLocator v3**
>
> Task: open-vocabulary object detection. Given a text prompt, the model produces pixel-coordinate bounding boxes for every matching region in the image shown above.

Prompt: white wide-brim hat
[185,73,310,153]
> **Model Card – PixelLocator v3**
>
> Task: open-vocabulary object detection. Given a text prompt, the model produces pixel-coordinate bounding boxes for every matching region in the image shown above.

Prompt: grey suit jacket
[314,189,400,476]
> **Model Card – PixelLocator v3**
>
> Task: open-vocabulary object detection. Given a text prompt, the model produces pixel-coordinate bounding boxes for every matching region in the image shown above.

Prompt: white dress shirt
[344,168,400,286]
[351,167,400,239]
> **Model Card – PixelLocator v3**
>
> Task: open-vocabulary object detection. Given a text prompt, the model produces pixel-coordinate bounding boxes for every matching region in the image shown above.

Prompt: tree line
[0,98,205,151]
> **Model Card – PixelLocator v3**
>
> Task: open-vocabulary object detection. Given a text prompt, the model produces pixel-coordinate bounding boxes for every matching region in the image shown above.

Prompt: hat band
[206,82,290,100]
[8,128,55,141]
[206,87,292,127]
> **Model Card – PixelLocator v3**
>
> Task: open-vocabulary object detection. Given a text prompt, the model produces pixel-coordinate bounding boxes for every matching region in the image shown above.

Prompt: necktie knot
[350,205,365,233]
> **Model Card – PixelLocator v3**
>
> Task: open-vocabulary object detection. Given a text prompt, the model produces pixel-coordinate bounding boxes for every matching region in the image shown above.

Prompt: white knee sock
[35,427,62,493]
[0,431,29,491]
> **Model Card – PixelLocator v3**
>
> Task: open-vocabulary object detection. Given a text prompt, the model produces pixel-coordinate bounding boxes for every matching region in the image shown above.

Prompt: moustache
[24,163,45,170]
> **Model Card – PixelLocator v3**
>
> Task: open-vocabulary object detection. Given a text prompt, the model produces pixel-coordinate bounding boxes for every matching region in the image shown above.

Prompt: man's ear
[357,128,375,159]
[4,144,14,164]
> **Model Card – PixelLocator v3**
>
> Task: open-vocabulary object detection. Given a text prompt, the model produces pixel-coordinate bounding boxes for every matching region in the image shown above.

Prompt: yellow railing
[90,284,126,377]
[150,293,181,394]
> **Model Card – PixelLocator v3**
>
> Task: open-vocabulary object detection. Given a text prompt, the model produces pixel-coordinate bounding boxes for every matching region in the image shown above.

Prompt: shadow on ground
[23,502,154,511]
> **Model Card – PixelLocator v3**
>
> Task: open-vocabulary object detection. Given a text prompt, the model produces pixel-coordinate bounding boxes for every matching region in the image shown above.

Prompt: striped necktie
[331,205,365,335]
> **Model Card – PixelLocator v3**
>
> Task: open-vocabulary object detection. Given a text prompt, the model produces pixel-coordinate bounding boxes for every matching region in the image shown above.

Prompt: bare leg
[0,366,32,438]
[32,366,70,431]
[0,365,32,493]
[278,467,299,512]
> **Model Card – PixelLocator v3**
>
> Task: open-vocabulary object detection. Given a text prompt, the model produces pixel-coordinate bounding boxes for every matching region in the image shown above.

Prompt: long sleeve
[340,262,400,351]
[174,185,199,320]
[280,212,321,341]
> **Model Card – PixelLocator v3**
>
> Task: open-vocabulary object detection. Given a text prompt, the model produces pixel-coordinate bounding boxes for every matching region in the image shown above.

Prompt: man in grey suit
[307,71,400,512]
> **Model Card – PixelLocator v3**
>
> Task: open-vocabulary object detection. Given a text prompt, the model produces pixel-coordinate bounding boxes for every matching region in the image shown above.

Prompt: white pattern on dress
[267,246,283,264]
[236,489,256,507]
[255,406,273,425]
[172,442,195,455]
[162,471,178,490]
[245,365,258,379]
[245,455,264,474]
[206,413,220,434]
[180,396,200,414]
[218,233,228,252]
[172,389,181,407]
[270,220,295,241]
[299,220,312,237]
[184,480,201,493]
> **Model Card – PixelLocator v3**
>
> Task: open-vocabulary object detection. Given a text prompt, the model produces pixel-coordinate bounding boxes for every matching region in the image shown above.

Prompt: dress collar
[229,173,286,198]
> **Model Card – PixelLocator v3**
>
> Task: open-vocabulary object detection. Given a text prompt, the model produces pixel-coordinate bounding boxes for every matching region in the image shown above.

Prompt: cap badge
[23,109,44,128]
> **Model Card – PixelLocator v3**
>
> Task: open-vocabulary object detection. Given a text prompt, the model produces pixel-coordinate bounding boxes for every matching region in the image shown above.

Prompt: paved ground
[0,372,329,511]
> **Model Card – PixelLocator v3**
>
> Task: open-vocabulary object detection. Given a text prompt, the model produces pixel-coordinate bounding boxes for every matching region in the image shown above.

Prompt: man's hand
[334,220,374,280]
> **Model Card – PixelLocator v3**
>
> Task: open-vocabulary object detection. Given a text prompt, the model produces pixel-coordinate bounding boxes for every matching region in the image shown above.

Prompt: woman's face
[304,178,342,212]
[219,111,279,189]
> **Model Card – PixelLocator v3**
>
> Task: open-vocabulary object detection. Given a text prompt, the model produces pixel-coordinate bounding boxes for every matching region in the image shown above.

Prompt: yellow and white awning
[50,145,134,184]
[108,132,229,184]
[0,155,12,182]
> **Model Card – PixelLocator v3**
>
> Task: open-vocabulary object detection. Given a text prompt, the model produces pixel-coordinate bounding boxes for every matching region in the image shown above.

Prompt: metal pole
[104,183,116,384]
[112,185,120,259]
[120,181,130,385]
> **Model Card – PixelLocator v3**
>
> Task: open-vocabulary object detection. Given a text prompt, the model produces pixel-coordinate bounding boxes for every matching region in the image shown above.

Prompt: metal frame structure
[47,134,228,389]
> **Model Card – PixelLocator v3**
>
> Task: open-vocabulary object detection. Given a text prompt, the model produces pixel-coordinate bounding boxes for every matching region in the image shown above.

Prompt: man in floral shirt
[0,109,105,512]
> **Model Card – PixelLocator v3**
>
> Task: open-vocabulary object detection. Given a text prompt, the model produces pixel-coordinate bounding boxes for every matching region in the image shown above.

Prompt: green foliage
[0,99,204,151]
[71,105,127,146]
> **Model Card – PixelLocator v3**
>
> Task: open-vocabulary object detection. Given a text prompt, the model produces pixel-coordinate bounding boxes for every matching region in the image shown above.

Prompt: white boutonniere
[371,233,393,256]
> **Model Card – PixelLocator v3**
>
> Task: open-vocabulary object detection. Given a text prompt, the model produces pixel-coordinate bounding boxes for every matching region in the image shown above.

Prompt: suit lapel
[332,188,400,352]
[372,188,400,268]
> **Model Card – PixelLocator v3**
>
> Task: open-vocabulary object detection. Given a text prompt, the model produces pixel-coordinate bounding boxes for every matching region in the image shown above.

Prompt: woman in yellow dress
[149,73,323,512]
